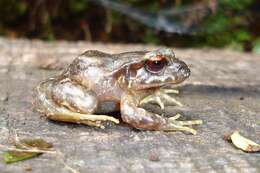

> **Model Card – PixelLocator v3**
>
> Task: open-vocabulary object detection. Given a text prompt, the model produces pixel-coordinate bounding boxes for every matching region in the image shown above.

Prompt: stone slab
[0,38,259,173]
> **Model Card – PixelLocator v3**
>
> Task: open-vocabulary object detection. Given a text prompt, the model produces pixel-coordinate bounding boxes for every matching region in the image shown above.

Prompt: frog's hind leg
[34,79,119,128]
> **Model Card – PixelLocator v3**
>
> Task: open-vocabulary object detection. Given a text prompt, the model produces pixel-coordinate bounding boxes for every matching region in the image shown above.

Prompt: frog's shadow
[48,84,260,131]
[180,84,260,97]
[144,83,260,119]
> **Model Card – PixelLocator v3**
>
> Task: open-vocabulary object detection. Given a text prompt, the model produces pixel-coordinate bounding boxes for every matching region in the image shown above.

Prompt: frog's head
[126,48,190,90]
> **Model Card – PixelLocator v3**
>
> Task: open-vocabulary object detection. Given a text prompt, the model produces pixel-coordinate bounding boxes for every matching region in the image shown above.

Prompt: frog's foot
[163,114,203,135]
[47,112,119,129]
[121,93,202,135]
[140,88,182,109]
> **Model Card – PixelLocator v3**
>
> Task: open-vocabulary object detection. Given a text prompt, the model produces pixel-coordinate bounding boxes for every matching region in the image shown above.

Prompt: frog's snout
[175,60,190,79]
[178,65,190,78]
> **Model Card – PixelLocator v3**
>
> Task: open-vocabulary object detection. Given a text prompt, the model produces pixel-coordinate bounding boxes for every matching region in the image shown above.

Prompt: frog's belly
[96,101,120,114]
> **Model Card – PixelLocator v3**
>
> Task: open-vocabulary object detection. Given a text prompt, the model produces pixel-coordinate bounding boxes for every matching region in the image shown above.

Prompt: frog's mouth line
[134,81,183,90]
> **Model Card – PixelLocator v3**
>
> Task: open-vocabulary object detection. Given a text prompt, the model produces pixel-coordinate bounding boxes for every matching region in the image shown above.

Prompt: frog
[34,48,202,134]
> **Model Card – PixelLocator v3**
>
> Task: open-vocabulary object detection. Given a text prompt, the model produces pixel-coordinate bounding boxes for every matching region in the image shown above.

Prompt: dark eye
[145,55,167,73]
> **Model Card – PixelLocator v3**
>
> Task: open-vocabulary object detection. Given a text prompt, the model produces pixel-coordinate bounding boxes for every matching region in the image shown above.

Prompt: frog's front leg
[140,88,182,109]
[121,93,202,134]
[35,79,119,128]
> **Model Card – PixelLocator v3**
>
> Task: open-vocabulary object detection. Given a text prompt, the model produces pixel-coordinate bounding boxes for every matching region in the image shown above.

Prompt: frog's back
[78,50,148,72]
[59,50,147,90]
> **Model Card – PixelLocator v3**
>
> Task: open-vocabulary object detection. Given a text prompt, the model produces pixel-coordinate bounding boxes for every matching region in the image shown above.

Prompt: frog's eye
[145,55,167,73]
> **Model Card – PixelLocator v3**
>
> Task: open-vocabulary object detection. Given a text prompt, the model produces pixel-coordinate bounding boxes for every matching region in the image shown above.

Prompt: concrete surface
[0,38,259,173]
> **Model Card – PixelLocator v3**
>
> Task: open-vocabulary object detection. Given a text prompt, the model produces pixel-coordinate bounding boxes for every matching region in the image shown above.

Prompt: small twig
[55,151,80,173]
[0,144,57,154]
[61,159,81,173]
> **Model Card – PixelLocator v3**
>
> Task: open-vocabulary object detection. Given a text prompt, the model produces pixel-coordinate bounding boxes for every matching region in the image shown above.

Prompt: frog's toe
[160,88,179,94]
[163,123,198,135]
[159,92,183,106]
[168,113,181,121]
[140,95,165,110]
[168,114,203,125]
[154,89,183,106]
[162,114,203,135]
[168,119,203,126]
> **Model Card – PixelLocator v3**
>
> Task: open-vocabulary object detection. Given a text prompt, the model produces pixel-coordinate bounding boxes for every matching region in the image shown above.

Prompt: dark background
[0,0,259,52]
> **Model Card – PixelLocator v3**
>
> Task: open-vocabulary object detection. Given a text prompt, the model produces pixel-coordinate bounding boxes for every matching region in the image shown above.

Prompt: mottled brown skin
[35,48,202,134]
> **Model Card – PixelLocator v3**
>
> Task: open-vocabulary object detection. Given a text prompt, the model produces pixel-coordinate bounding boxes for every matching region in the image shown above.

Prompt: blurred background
[0,0,259,53]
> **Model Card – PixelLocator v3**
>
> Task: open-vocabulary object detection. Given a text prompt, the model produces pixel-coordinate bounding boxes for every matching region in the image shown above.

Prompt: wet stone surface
[0,38,259,173]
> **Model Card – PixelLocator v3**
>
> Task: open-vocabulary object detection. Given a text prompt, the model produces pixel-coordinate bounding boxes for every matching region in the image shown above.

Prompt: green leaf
[2,138,53,164]
[3,151,40,164]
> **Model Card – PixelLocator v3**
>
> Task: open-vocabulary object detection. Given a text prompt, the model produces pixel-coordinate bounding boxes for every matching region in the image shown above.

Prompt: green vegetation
[200,0,254,49]
[0,0,259,52]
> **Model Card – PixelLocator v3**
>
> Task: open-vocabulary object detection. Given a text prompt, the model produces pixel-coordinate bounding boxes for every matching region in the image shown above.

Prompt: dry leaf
[225,131,260,153]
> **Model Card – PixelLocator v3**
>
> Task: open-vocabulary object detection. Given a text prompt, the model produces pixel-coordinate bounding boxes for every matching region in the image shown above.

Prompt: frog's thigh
[37,80,118,127]
[51,81,98,114]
